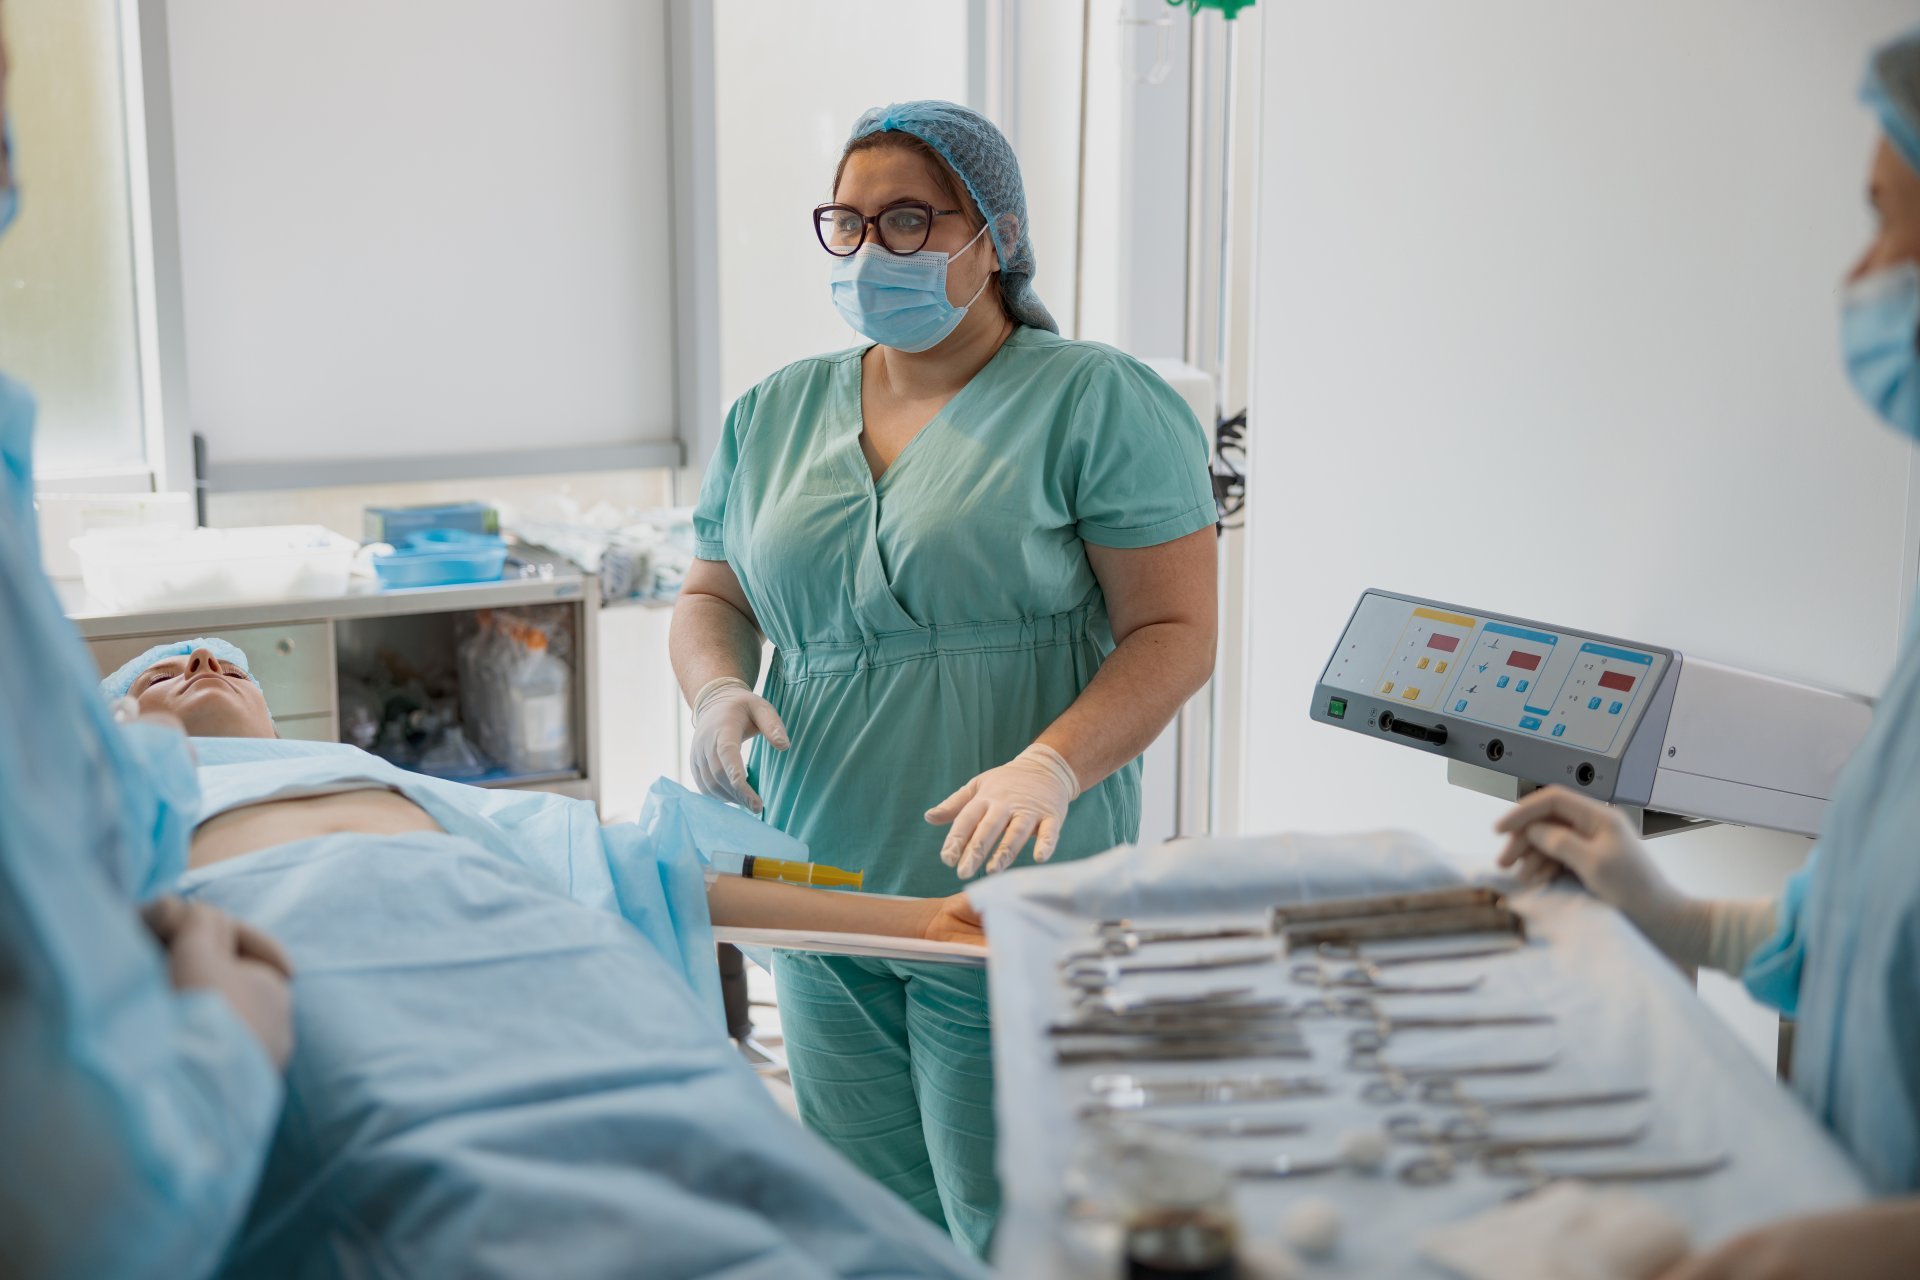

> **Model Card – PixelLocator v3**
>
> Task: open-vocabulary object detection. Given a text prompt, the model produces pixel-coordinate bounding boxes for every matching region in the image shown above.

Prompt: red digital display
[1505,651,1542,671]
[1599,670,1636,693]
[1426,634,1460,653]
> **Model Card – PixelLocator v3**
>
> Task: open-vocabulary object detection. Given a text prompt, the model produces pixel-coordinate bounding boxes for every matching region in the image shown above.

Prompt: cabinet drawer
[89,622,334,719]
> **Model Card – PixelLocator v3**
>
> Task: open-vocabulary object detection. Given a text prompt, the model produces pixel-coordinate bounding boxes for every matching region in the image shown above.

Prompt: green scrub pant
[772,951,999,1258]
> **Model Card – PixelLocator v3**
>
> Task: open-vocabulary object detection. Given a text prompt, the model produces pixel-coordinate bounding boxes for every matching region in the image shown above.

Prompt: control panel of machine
[1312,590,1679,800]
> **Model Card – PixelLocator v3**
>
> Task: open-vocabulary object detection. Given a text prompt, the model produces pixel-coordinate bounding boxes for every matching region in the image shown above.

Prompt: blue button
[1552,723,1567,738]
[1517,680,1530,693]
[1588,696,1602,710]
[1497,676,1510,689]
[1609,701,1623,715]
[1455,700,1468,713]
[1520,717,1542,731]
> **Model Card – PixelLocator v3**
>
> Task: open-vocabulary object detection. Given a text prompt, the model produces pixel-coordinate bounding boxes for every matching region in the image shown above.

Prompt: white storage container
[72,525,359,611]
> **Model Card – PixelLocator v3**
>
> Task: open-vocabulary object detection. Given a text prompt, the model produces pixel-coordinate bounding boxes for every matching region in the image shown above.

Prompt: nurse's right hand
[142,896,296,1070]
[690,676,789,814]
[1492,785,1703,952]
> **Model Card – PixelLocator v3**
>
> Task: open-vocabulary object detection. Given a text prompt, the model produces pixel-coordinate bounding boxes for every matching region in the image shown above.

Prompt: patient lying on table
[109,642,986,1279]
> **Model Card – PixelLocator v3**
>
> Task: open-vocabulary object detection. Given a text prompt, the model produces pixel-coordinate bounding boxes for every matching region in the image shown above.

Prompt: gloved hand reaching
[926,743,1080,879]
[1493,785,1711,963]
[690,676,789,814]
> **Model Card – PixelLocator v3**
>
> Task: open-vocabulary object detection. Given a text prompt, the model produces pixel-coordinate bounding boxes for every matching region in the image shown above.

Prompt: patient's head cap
[101,637,260,702]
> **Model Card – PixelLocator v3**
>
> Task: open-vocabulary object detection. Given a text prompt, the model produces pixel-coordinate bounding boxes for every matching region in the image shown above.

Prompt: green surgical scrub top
[693,326,1216,898]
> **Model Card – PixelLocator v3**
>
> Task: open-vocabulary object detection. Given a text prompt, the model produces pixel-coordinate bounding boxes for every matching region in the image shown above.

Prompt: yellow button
[1381,681,1395,695]
[1403,687,1421,700]
[1436,661,1449,674]
[1417,657,1431,670]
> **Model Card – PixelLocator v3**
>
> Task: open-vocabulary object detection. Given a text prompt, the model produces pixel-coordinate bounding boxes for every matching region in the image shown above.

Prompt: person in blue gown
[1497,27,1920,1277]
[0,6,295,1273]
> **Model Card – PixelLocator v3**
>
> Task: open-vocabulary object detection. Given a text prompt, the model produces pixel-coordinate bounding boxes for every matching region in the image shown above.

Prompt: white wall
[1243,4,1919,1059]
[711,1,970,409]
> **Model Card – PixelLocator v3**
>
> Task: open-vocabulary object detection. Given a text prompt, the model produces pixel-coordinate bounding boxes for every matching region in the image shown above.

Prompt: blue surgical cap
[1865,25,1920,179]
[847,100,1059,334]
[100,637,259,702]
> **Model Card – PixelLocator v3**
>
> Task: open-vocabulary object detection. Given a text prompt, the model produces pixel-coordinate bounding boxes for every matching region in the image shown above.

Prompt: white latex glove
[926,743,1080,879]
[689,676,789,814]
[1493,785,1710,963]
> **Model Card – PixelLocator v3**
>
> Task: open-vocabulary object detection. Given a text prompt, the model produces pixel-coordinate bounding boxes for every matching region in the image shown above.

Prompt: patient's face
[131,648,277,738]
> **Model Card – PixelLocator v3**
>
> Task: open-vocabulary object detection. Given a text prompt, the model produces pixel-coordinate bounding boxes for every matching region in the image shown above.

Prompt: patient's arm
[706,877,985,947]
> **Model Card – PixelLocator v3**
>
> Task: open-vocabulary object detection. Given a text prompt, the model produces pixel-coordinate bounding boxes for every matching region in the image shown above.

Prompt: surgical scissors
[1068,918,1273,961]
[1387,1112,1649,1151]
[1287,961,1486,996]
[1355,1051,1561,1102]
[1060,947,1277,991]
[1295,995,1555,1050]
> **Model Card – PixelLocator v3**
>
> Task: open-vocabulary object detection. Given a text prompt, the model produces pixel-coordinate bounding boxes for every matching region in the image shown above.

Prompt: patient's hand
[919,894,987,948]
[142,897,296,1070]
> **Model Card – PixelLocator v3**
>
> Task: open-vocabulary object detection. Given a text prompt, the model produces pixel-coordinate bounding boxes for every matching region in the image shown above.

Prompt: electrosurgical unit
[1310,590,1874,836]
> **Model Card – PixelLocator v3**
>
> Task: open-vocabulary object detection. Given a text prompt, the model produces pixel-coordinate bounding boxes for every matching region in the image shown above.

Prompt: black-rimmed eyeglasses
[814,200,962,257]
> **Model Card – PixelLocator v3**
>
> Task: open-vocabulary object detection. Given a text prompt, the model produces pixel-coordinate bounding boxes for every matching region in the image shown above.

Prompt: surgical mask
[0,123,16,238]
[1841,260,1920,441]
[829,222,992,353]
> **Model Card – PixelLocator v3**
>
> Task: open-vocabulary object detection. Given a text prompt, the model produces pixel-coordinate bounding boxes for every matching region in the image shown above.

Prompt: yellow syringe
[740,854,864,890]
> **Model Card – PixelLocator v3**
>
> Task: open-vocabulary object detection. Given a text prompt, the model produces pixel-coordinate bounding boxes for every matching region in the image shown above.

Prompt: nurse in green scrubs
[669,100,1217,1256]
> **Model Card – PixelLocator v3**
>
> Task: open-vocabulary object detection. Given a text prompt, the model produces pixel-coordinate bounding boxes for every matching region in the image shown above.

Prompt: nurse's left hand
[918,893,987,947]
[1653,1199,1920,1280]
[926,744,1080,879]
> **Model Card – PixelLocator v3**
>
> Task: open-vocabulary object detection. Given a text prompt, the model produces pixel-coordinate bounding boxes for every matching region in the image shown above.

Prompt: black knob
[1575,763,1597,787]
[1486,739,1505,763]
